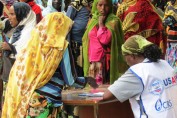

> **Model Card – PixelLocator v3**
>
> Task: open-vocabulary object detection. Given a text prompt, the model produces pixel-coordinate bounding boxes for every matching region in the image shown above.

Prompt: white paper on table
[78,92,104,97]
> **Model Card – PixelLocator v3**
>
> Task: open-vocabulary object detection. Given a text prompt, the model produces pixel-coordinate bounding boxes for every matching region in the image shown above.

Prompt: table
[62,85,134,118]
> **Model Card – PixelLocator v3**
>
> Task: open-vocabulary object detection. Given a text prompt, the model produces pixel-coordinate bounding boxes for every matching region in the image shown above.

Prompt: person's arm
[97,15,111,45]
[1,29,16,56]
[103,70,143,102]
[4,42,17,53]
[97,26,112,45]
[103,89,116,101]
[36,14,41,23]
[2,42,11,51]
[2,42,17,58]
[32,4,42,23]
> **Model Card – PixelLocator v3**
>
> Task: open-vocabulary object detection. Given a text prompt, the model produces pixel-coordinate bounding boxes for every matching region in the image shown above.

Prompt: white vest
[129,59,177,118]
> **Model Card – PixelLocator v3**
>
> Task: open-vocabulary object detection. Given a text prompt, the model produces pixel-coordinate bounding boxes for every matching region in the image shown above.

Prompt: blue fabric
[60,48,75,85]
[38,78,63,107]
[50,76,65,85]
[72,77,86,88]
[37,47,86,107]
[112,0,118,4]
[66,6,90,44]
[44,83,62,93]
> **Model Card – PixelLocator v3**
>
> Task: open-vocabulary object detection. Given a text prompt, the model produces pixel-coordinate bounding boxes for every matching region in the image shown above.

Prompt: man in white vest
[103,35,177,118]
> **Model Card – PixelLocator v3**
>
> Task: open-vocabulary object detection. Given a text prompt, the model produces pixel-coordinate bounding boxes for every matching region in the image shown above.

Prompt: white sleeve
[108,70,143,102]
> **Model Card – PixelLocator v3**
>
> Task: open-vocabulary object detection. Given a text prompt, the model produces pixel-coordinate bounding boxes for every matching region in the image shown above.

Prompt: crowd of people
[0,0,177,118]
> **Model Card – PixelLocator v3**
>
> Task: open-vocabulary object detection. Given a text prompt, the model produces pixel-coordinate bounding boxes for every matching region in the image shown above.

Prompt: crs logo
[149,79,164,95]
[155,99,173,112]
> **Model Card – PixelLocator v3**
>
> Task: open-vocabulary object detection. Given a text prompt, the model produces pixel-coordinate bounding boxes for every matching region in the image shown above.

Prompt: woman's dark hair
[143,44,162,62]
[0,1,4,17]
[3,20,13,34]
[13,2,31,22]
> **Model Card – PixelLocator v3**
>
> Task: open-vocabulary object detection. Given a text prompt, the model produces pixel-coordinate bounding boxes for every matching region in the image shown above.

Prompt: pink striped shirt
[88,26,111,62]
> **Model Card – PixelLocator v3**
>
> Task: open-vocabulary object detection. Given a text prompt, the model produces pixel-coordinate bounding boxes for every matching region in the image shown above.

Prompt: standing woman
[83,0,126,84]
[163,0,177,70]
[2,2,36,81]
[19,0,43,23]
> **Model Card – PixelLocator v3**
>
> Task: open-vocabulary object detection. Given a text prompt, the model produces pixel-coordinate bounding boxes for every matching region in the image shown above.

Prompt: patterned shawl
[117,0,165,52]
[2,12,73,118]
[164,0,177,21]
[83,0,127,84]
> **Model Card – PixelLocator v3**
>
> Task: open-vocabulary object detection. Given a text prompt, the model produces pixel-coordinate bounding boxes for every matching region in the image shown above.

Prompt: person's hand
[85,77,98,89]
[98,15,106,27]
[2,42,11,51]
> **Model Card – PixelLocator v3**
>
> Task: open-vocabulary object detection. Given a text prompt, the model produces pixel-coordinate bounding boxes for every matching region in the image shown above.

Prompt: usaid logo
[149,79,164,95]
[163,75,177,88]
[155,99,172,112]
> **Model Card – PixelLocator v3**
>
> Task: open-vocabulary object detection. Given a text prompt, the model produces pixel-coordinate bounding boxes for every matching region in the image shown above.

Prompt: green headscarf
[122,35,153,55]
[82,0,127,84]
[91,0,113,15]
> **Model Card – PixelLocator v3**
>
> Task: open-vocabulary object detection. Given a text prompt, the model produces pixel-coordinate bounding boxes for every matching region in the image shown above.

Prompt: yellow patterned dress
[2,12,73,118]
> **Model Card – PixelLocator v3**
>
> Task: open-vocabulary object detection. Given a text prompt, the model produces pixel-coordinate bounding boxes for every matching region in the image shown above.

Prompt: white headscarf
[9,10,36,56]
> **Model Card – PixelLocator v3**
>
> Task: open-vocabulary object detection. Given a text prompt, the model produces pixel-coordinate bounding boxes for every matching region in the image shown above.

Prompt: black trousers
[71,41,84,76]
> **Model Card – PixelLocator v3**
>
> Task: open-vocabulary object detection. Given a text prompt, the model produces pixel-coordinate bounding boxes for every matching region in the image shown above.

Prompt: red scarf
[119,0,166,47]
[27,1,42,22]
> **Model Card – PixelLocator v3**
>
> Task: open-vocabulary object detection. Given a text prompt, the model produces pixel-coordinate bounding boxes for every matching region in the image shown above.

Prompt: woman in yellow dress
[2,12,97,118]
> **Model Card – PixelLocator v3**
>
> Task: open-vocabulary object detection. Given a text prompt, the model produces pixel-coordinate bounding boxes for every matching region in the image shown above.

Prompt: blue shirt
[66,6,90,44]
